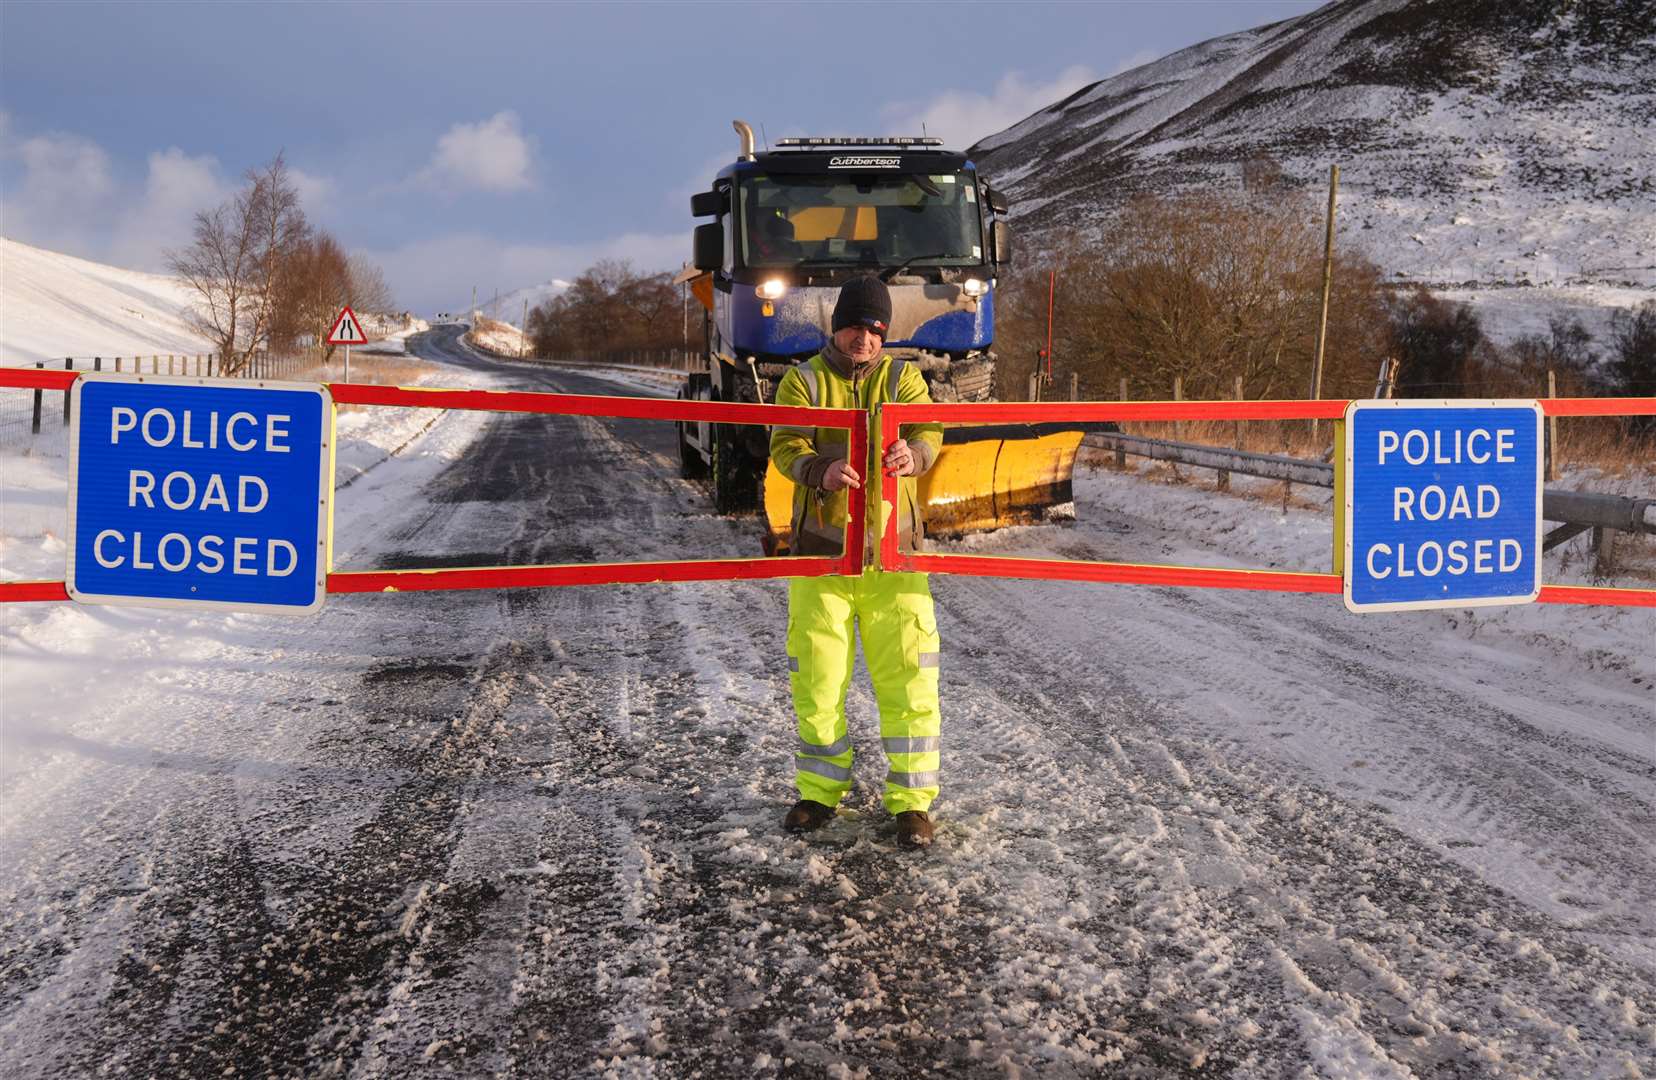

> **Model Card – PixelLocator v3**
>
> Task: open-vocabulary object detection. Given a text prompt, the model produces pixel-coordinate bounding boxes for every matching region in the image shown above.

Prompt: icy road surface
[1,325,1652,1078]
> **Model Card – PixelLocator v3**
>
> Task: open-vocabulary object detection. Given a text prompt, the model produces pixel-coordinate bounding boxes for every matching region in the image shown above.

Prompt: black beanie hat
[832,275,892,337]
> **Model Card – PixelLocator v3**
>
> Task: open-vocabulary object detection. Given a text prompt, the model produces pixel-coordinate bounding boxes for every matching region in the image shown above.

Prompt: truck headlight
[755,279,787,300]
[962,278,988,298]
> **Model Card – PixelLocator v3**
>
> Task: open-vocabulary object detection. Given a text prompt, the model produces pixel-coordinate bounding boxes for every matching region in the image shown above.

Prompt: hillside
[0,237,216,366]
[971,0,1656,342]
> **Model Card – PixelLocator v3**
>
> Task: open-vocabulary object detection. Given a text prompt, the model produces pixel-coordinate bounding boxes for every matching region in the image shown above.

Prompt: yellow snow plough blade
[919,429,1085,537]
[761,429,1086,554]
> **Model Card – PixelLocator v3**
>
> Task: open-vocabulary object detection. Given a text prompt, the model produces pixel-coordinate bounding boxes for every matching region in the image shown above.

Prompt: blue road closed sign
[67,375,334,614]
[1343,400,1543,613]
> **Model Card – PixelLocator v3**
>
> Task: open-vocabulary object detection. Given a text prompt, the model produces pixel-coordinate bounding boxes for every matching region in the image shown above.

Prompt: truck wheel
[712,424,760,514]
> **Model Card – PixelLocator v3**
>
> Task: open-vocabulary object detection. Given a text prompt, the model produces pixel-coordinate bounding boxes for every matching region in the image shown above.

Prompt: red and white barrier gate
[879,397,1656,609]
[0,370,865,602]
[2,367,1652,608]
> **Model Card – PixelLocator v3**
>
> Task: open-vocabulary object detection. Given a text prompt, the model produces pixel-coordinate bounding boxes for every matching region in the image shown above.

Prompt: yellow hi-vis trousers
[786,568,941,814]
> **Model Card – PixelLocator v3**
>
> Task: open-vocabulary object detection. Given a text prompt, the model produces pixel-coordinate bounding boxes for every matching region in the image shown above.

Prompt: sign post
[1342,400,1543,613]
[67,374,335,614]
[326,306,369,383]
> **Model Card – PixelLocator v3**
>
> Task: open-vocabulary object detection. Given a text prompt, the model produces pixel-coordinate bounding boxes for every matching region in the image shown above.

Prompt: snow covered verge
[464,315,530,359]
[0,237,216,366]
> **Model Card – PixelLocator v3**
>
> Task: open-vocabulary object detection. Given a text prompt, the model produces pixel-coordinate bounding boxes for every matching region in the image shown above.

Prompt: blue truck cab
[679,122,1011,512]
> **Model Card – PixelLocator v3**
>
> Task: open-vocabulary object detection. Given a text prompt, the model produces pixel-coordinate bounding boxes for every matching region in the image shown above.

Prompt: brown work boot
[783,799,836,833]
[894,810,934,848]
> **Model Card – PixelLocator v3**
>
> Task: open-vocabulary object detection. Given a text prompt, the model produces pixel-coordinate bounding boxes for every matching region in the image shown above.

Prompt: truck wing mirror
[691,189,728,217]
[990,219,1012,266]
[984,184,1009,215]
[693,223,724,271]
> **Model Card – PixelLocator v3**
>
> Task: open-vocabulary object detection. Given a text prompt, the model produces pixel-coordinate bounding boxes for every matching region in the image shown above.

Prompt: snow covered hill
[971,0,1656,342]
[0,237,216,366]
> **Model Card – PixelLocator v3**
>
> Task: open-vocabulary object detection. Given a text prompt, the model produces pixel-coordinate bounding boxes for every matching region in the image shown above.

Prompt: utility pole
[1309,163,1339,442]
[471,284,477,318]
[521,297,529,359]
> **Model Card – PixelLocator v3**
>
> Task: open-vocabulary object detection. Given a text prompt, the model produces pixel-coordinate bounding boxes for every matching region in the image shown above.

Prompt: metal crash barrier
[2,365,1652,609]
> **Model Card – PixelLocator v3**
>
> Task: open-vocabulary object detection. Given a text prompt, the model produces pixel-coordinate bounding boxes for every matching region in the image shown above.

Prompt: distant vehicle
[676,120,1083,552]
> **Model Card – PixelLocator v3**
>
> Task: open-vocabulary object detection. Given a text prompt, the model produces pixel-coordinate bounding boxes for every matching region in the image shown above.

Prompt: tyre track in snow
[326,341,1169,1074]
[928,568,1656,1075]
[1044,509,1656,961]
[0,591,495,1077]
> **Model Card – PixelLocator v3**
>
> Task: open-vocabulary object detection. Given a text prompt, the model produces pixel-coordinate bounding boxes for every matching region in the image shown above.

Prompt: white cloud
[108,148,227,270]
[0,120,338,274]
[360,229,686,315]
[288,165,335,215]
[0,131,118,254]
[880,65,1099,149]
[414,111,534,193]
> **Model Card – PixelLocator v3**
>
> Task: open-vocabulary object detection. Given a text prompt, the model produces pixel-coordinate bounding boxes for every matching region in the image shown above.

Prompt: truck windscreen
[739,173,982,270]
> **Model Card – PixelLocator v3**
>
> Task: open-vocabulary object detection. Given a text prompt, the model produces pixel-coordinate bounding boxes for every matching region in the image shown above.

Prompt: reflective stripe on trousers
[785,566,942,814]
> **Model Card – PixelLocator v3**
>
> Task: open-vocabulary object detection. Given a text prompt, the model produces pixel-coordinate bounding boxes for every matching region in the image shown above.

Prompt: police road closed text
[1344,402,1542,613]
[68,377,333,614]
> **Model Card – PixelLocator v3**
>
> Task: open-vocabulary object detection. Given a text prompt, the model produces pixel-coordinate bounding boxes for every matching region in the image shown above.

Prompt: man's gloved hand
[822,461,862,491]
[882,438,916,477]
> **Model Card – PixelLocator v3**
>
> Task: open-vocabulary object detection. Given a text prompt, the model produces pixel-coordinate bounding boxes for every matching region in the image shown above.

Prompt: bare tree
[992,192,1390,402]
[528,258,699,356]
[345,254,395,314]
[168,203,256,370]
[270,232,350,357]
[167,152,309,375]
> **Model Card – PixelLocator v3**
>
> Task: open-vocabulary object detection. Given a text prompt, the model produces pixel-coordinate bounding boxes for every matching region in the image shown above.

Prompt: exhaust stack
[733,120,756,162]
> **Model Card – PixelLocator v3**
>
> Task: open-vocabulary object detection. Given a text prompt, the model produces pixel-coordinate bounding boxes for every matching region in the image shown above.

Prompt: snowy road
[2,328,1652,1077]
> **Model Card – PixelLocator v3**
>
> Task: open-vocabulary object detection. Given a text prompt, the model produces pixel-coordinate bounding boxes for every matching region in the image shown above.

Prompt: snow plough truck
[677,120,1083,554]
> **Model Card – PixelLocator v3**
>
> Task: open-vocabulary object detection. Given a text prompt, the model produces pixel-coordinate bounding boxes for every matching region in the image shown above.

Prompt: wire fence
[0,349,321,449]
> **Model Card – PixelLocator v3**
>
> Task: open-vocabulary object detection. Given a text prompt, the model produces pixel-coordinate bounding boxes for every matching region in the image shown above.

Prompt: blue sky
[1,0,1317,314]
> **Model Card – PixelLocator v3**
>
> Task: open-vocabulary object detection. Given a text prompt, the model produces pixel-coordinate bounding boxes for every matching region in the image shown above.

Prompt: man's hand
[882,438,916,477]
[822,460,862,491]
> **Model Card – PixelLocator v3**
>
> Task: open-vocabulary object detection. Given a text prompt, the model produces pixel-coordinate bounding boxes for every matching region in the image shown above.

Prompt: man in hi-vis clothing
[769,276,945,848]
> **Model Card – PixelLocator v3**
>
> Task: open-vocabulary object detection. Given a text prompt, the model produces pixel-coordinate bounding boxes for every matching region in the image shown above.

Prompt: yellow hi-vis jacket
[769,352,944,558]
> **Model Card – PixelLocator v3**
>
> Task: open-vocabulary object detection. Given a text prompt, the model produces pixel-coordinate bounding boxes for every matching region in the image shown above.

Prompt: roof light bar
[776,136,945,147]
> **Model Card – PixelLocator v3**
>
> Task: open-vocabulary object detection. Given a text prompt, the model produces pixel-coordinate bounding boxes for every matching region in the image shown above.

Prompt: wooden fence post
[31,361,43,434]
[1171,376,1183,480]
[1217,376,1238,492]
[1069,371,1079,402]
[1546,369,1559,482]
[1234,375,1245,451]
[1116,377,1128,468]
[63,358,73,426]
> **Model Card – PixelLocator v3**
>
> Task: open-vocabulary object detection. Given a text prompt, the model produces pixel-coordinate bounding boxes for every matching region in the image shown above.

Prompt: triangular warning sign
[326,306,369,345]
